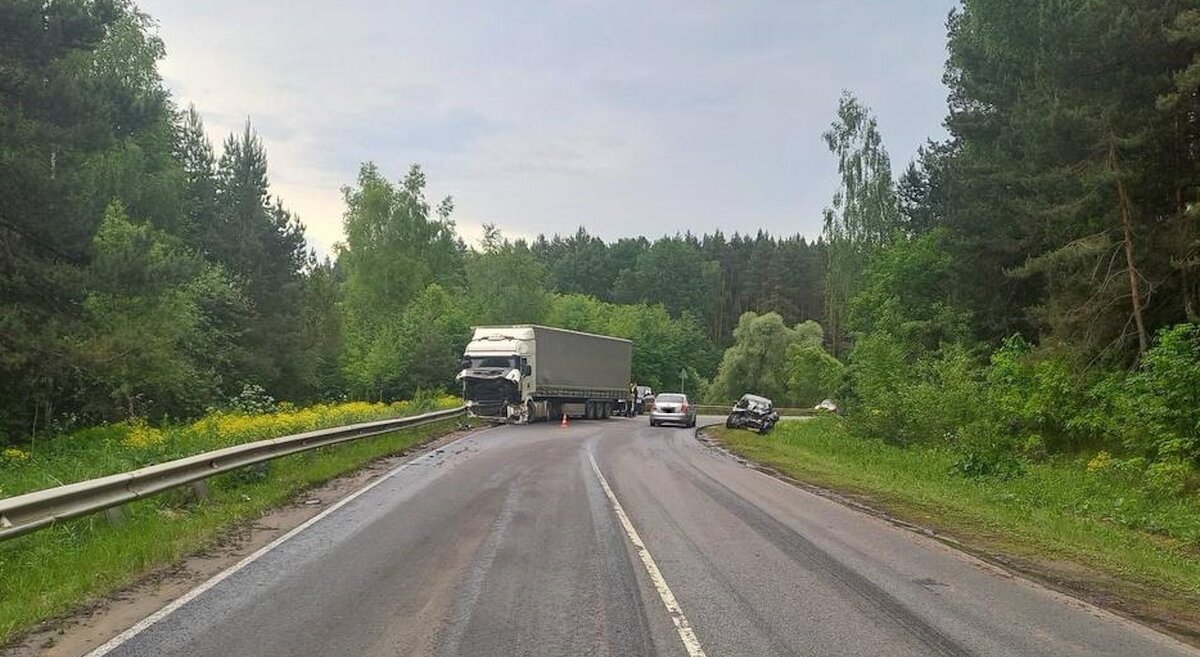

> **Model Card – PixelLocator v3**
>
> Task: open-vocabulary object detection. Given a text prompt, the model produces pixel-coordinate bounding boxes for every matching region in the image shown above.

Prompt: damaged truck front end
[456,339,533,422]
[457,361,524,421]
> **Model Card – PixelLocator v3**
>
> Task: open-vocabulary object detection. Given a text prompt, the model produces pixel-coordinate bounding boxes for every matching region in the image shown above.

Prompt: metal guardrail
[693,405,816,417]
[0,406,467,542]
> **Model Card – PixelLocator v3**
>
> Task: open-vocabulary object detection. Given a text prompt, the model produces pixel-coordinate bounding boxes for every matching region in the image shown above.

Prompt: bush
[784,344,845,407]
[843,323,1200,498]
[1116,324,1200,464]
[228,384,277,415]
[847,333,988,446]
[1144,459,1193,499]
[844,331,912,442]
[984,336,1103,453]
[947,449,1025,480]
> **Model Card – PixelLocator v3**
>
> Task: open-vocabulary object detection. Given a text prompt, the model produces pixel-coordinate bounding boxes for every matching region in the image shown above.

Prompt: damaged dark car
[725,393,779,434]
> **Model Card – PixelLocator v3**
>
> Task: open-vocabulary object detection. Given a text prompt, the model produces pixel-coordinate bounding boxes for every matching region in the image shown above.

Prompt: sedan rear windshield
[656,394,686,403]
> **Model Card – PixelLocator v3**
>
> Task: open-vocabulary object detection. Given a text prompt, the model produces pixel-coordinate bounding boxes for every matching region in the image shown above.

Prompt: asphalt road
[91,417,1197,657]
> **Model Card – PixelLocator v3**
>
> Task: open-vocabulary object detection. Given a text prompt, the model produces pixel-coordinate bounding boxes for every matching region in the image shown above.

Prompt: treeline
[1,2,317,440]
[334,165,722,399]
[0,1,838,442]
[531,229,824,345]
[0,1,737,442]
[710,0,1200,496]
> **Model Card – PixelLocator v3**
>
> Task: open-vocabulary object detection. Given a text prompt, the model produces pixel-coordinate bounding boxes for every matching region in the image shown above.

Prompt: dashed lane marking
[588,452,709,657]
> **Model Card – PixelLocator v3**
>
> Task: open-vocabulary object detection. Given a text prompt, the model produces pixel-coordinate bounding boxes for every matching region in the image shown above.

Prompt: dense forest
[0,0,824,440]
[3,0,1200,493]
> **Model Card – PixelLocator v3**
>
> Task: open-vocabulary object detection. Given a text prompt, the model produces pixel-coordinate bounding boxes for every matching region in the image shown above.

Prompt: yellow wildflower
[122,419,166,449]
[1086,451,1112,473]
[2,447,30,462]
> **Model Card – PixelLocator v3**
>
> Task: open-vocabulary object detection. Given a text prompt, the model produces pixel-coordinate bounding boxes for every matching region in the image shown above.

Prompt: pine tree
[175,104,218,248]
[212,122,308,395]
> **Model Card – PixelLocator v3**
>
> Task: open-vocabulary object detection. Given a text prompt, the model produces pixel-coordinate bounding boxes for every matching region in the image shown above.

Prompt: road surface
[89,417,1196,657]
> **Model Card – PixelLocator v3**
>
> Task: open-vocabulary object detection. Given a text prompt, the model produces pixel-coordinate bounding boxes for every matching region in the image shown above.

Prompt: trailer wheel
[601,402,611,419]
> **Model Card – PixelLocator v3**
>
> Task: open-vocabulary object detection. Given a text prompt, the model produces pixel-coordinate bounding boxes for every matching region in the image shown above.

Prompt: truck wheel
[601,403,611,419]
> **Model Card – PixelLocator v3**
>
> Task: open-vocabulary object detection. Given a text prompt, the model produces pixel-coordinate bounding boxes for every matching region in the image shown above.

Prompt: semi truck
[456,325,632,423]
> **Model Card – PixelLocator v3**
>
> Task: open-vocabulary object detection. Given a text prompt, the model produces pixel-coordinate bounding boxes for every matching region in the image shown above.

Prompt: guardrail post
[104,505,125,528]
[190,479,210,501]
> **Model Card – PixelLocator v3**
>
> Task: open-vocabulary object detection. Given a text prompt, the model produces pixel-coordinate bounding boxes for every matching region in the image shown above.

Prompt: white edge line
[588,452,708,657]
[84,423,498,657]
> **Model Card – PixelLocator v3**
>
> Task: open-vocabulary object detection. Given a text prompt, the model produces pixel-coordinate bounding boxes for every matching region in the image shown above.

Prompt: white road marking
[588,452,709,657]
[84,427,497,657]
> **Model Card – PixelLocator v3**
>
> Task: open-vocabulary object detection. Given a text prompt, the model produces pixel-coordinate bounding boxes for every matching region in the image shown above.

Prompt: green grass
[0,396,462,499]
[714,418,1200,618]
[0,417,472,645]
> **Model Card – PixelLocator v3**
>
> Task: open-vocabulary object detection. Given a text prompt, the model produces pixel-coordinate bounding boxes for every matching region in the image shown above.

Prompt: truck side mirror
[523,364,532,376]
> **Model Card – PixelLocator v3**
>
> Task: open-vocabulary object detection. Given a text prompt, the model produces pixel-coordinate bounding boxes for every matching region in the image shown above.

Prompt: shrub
[1019,433,1047,460]
[844,331,912,442]
[784,344,845,407]
[228,384,277,415]
[1116,324,1200,464]
[847,333,987,446]
[1,447,29,463]
[947,449,1025,480]
[985,336,1099,453]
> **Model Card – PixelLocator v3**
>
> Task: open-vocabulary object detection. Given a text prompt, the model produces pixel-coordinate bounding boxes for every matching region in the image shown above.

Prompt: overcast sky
[140,0,957,255]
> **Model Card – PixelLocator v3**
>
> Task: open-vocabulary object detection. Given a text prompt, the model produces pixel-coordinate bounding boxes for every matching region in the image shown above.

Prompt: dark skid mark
[671,460,974,657]
[581,454,660,657]
[622,472,808,657]
[436,481,524,657]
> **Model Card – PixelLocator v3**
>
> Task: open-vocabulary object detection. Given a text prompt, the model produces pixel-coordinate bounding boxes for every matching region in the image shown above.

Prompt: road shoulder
[1,423,491,657]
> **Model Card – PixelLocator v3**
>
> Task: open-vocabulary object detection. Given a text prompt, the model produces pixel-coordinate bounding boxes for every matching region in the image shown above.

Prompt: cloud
[142,0,955,256]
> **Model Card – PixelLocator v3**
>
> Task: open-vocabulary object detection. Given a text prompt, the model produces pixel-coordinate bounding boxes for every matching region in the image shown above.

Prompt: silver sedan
[648,393,697,428]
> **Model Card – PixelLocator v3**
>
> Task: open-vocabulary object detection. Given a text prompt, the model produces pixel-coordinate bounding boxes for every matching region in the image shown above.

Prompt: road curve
[90,418,1197,657]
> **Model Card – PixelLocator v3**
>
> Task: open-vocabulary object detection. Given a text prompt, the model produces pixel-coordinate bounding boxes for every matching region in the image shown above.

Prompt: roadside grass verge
[710,418,1200,631]
[0,395,462,498]
[0,402,471,645]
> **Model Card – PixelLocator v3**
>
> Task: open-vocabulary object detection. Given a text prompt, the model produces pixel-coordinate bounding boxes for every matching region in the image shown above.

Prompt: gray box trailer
[457,325,632,422]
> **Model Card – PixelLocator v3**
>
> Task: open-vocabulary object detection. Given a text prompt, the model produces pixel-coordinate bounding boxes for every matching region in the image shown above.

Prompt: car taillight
[681,402,689,412]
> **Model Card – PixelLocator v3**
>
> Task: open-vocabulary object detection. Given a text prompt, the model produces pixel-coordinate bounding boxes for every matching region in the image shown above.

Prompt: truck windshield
[470,357,516,369]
